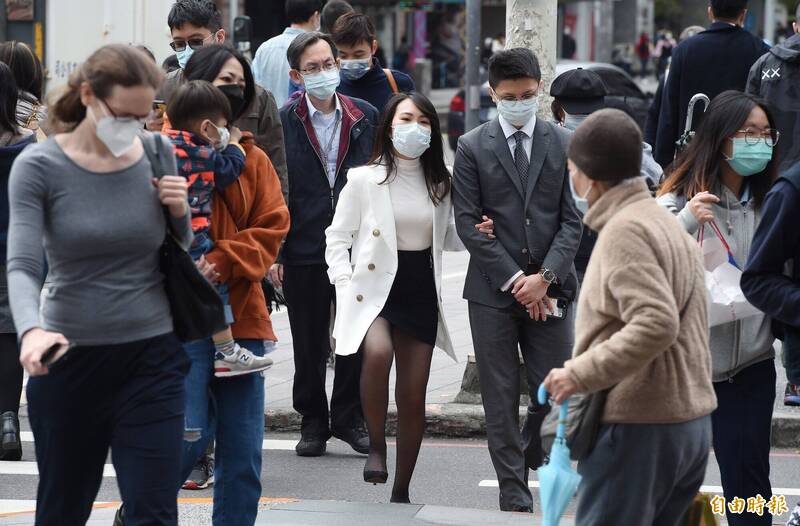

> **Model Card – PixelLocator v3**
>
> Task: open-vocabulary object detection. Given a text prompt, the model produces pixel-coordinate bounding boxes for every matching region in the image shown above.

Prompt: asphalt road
[2,429,799,525]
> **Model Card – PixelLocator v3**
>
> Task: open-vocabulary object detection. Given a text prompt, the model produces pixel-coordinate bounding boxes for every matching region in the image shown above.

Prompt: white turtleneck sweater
[388,157,434,251]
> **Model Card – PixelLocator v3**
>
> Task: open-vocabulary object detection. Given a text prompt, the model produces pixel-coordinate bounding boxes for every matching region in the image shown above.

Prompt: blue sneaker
[785,384,800,407]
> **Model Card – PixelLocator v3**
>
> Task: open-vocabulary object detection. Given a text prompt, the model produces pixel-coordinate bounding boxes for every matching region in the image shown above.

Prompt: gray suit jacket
[452,118,582,309]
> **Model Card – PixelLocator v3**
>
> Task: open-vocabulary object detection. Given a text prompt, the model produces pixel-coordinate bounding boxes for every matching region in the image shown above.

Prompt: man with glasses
[253,0,323,109]
[151,0,289,204]
[278,32,377,458]
[452,48,581,513]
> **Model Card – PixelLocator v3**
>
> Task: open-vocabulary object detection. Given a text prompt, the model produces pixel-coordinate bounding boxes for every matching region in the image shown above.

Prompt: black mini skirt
[379,248,439,346]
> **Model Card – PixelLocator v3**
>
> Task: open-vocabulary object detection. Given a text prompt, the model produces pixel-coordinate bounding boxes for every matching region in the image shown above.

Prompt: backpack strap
[384,68,399,94]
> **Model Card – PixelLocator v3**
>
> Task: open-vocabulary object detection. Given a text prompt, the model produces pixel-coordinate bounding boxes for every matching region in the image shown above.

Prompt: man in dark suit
[452,48,582,513]
[654,0,770,166]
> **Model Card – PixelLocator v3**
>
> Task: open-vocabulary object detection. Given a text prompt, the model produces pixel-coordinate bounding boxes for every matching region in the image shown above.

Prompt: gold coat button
[368,264,376,271]
[356,294,364,302]
[372,229,380,237]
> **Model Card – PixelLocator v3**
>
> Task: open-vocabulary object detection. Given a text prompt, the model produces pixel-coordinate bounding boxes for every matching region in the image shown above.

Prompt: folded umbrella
[536,384,582,526]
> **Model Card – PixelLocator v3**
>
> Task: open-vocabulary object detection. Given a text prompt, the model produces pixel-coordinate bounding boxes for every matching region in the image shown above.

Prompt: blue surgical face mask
[725,138,773,177]
[564,113,589,132]
[340,58,372,81]
[302,68,341,100]
[569,170,593,215]
[392,122,432,159]
[176,46,195,69]
[495,96,540,127]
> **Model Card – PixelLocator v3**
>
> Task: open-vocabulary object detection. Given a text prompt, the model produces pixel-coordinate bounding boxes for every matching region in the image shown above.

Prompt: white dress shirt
[498,113,537,292]
[251,27,305,108]
[307,93,342,188]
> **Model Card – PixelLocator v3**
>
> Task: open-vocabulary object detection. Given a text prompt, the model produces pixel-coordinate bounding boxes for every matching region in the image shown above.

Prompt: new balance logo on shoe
[762,68,781,80]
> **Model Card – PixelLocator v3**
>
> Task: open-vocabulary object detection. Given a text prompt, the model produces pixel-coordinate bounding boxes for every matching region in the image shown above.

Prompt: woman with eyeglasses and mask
[6,44,192,525]
[326,92,463,503]
[657,90,778,526]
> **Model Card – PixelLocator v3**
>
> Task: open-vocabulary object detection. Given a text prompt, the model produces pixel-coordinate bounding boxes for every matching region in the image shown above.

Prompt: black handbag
[141,133,228,342]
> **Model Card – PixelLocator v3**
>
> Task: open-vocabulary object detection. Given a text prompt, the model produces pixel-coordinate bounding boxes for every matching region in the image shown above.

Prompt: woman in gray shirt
[7,44,192,526]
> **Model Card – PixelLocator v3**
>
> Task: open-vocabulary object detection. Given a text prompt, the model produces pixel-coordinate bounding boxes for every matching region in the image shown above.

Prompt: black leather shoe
[363,467,388,484]
[295,436,327,457]
[0,412,21,461]
[331,423,369,455]
[113,505,124,526]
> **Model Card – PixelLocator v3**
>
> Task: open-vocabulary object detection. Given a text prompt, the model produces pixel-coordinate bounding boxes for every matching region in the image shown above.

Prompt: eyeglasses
[733,128,780,147]
[497,93,538,102]
[103,100,149,124]
[170,32,216,52]
[298,60,338,75]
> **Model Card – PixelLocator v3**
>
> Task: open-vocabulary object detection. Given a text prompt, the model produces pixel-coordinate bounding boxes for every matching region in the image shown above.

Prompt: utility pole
[764,0,776,45]
[464,0,482,133]
[506,0,558,120]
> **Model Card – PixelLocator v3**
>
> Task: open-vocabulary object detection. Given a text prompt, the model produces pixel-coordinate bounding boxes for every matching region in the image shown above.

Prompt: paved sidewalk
[0,499,571,526]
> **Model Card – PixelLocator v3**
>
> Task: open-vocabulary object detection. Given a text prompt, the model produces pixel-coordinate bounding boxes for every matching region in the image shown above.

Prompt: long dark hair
[0,62,19,135]
[0,41,44,101]
[183,44,255,121]
[370,92,451,204]
[659,90,777,208]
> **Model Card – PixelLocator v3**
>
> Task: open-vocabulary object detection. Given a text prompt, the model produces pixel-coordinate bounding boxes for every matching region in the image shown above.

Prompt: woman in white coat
[325,92,462,503]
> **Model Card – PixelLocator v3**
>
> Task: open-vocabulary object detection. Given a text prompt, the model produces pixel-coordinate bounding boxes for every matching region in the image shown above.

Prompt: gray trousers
[468,301,575,511]
[576,415,712,526]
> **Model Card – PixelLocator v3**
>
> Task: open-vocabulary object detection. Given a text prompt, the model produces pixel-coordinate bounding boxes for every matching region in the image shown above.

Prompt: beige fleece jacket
[564,178,717,424]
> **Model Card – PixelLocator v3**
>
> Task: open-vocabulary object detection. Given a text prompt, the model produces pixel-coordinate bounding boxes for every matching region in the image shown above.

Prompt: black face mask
[217,84,246,121]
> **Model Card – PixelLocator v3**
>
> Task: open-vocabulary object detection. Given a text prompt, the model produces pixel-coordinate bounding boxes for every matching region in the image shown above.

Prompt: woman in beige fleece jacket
[543,109,717,526]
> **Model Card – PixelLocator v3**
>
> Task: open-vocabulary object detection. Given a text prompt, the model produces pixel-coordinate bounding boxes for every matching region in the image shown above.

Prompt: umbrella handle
[537,384,570,440]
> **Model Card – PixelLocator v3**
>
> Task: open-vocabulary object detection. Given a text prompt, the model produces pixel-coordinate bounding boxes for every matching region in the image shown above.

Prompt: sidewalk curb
[266,405,800,447]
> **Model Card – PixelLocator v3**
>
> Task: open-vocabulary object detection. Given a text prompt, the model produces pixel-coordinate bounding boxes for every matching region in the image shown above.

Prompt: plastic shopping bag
[700,222,761,327]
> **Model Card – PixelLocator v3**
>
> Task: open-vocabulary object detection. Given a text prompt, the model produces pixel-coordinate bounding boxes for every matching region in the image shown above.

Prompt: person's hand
[543,367,580,404]
[145,108,165,132]
[20,328,69,377]
[512,274,549,308]
[475,215,495,240]
[230,126,243,145]
[153,176,188,218]
[527,296,554,322]
[687,191,719,226]
[268,264,284,289]
[196,255,221,285]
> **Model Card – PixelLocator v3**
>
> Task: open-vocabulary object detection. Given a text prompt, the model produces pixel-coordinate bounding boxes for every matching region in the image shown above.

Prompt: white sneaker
[214,343,273,378]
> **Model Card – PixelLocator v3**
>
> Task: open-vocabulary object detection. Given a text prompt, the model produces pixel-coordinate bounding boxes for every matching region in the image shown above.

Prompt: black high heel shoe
[0,412,22,461]
[363,467,389,485]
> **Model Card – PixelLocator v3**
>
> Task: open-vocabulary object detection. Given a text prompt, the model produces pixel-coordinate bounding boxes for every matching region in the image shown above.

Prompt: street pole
[464,0,482,133]
[230,0,239,35]
[764,0,776,45]
[506,0,558,120]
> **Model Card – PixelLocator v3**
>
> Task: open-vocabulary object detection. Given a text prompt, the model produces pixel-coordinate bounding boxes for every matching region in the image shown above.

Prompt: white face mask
[569,170,593,215]
[302,68,341,100]
[495,96,540,127]
[564,113,589,132]
[89,103,143,158]
[392,122,432,159]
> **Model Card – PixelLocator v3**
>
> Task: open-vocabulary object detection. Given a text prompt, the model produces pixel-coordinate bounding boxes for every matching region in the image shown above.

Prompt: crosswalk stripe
[478,480,800,497]
[0,462,116,477]
[18,433,296,452]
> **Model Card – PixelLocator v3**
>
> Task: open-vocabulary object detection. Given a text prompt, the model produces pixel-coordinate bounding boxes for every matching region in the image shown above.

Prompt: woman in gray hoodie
[657,91,778,526]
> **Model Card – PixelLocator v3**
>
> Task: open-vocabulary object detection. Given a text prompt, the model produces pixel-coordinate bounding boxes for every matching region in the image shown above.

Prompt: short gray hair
[286,31,338,71]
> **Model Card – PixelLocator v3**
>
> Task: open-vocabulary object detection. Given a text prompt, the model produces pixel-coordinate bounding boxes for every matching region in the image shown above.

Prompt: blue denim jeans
[181,338,265,526]
[190,231,233,324]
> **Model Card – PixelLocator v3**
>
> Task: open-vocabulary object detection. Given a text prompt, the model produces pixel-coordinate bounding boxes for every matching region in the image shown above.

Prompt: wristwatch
[539,268,557,285]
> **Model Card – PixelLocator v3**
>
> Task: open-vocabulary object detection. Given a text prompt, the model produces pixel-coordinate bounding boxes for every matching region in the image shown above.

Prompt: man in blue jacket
[742,164,800,523]
[654,0,769,166]
[276,31,378,458]
[332,12,415,113]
